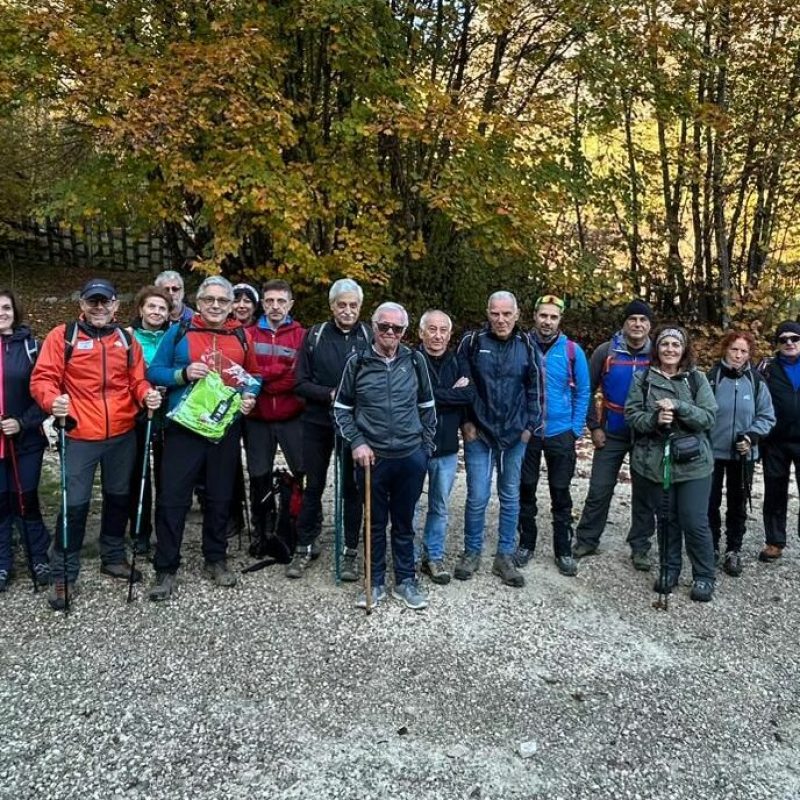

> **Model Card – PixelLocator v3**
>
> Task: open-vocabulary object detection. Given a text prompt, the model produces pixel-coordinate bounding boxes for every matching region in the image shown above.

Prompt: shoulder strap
[687,370,701,397]
[566,338,576,388]
[174,319,192,346]
[748,365,763,393]
[63,321,79,364]
[233,326,248,352]
[308,322,327,353]
[24,336,38,365]
[707,363,721,392]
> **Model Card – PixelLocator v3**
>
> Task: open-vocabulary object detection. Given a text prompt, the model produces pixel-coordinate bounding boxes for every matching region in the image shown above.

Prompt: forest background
[1,0,799,347]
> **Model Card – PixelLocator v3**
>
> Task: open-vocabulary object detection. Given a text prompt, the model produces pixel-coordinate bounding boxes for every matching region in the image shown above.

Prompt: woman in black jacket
[0,289,50,591]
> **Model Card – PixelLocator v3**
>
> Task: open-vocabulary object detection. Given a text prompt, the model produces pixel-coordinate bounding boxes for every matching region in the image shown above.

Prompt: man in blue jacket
[454,291,541,588]
[517,294,590,576]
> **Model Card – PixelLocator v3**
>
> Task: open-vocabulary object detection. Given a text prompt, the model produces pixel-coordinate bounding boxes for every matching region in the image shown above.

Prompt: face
[233,294,257,324]
[777,331,800,359]
[331,292,361,331]
[197,287,233,327]
[725,337,750,369]
[373,309,407,357]
[140,295,170,330]
[262,290,293,327]
[623,314,651,344]
[487,297,519,340]
[657,336,684,370]
[160,280,185,309]
[534,303,562,339]
[80,296,119,327]
[0,296,15,334]
[420,312,451,357]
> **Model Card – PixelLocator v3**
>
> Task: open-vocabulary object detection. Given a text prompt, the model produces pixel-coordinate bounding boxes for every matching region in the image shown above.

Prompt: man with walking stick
[334,302,436,610]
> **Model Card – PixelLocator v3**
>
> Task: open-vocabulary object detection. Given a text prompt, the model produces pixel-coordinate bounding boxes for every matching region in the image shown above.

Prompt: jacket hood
[2,324,34,343]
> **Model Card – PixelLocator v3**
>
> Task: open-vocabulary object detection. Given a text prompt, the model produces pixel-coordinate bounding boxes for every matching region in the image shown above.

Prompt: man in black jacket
[415,310,473,584]
[334,302,436,609]
[289,279,371,580]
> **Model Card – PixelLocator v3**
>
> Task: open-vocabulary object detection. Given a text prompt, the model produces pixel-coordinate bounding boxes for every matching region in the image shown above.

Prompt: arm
[572,345,591,438]
[332,355,365,450]
[128,338,153,405]
[294,327,336,404]
[146,325,187,388]
[585,342,610,430]
[746,379,776,443]
[525,336,542,438]
[415,354,437,455]
[29,326,67,415]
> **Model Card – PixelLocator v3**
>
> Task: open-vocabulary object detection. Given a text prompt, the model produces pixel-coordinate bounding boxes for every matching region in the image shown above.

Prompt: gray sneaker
[339,548,359,582]
[723,551,742,577]
[354,584,387,608]
[285,546,313,579]
[149,572,177,602]
[422,559,451,585]
[631,551,651,572]
[573,541,598,559]
[392,578,429,610]
[204,560,237,588]
[492,554,525,587]
[33,562,51,588]
[555,555,578,577]
[453,551,481,581]
[512,546,533,568]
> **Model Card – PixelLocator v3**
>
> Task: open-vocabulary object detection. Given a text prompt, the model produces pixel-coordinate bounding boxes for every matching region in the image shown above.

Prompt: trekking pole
[736,436,753,513]
[56,415,70,613]
[333,437,343,584]
[128,409,154,603]
[364,460,372,615]
[653,427,672,612]
[6,434,38,593]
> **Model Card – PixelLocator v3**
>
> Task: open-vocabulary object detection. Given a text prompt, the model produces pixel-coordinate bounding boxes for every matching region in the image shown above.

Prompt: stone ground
[1,440,800,799]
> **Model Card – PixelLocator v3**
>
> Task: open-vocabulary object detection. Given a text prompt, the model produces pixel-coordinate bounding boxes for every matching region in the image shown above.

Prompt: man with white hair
[334,302,436,609]
[155,269,193,325]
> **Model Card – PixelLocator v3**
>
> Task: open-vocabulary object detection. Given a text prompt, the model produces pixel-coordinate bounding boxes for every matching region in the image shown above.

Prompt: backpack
[244,469,303,568]
[23,336,38,365]
[707,363,763,396]
[174,319,249,352]
[640,368,702,404]
[64,321,132,367]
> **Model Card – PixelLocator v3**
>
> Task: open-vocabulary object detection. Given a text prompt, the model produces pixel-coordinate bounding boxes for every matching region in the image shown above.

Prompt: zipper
[100,332,110,439]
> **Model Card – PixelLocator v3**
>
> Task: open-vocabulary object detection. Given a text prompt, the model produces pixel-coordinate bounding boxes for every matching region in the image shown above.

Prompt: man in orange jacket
[31,278,162,610]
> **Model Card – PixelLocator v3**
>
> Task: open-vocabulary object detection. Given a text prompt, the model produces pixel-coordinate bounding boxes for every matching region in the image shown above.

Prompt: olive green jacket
[624,367,717,484]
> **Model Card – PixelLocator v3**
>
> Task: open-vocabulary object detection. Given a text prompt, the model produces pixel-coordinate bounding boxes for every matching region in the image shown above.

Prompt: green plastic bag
[168,371,242,442]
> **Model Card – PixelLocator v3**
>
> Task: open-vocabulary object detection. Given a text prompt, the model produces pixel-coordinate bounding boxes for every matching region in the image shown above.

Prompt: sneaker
[422,559,451,585]
[101,561,142,583]
[555,555,578,577]
[149,572,177,602]
[354,584,386,608]
[631,551,652,572]
[572,541,598,559]
[690,578,714,602]
[392,578,429,610]
[33,562,51,588]
[513,546,533,568]
[204,560,237,588]
[285,547,313,579]
[723,551,743,577]
[453,551,481,581]
[0,569,8,592]
[47,581,75,611]
[759,544,783,562]
[652,572,679,594]
[339,548,359,582]
[492,554,525,587]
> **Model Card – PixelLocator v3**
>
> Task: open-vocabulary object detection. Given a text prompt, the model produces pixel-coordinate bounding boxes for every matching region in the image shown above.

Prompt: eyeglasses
[779,335,800,344]
[84,297,114,309]
[162,285,183,294]
[375,322,406,335]
[198,296,232,307]
[535,294,565,311]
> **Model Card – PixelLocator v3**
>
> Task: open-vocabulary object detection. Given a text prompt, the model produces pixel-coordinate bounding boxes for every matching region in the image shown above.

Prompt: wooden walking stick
[364,461,372,615]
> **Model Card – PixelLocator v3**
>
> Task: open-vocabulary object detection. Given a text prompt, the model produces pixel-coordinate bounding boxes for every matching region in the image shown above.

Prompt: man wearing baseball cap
[573,300,657,569]
[31,278,162,610]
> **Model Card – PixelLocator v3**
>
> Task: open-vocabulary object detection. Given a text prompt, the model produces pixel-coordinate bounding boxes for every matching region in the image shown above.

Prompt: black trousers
[708,458,753,553]
[128,415,164,543]
[762,441,800,547]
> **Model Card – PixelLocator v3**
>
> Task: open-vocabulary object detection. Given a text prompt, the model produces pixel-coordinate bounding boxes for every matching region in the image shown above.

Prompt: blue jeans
[418,453,458,561]
[463,437,526,556]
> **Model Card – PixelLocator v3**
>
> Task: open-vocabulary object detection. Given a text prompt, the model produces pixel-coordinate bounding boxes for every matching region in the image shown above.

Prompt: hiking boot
[133,538,151,556]
[33,562,51,588]
[723,551,743,577]
[759,544,783,562]
[149,572,177,602]
[422,559,451,585]
[652,572,679,594]
[512,546,533,568]
[339,548,359,582]
[285,546,313,579]
[0,569,8,592]
[47,581,75,611]
[453,551,481,581]
[392,578,429,610]
[492,554,525,587]
[714,548,722,567]
[101,561,142,583]
[354,584,386,608]
[204,560,237,587]
[631,551,652,572]
[572,541,598,559]
[555,555,578,577]
[690,578,714,602]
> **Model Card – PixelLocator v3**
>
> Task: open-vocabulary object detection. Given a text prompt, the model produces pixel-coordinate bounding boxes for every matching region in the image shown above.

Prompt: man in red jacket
[246,280,306,541]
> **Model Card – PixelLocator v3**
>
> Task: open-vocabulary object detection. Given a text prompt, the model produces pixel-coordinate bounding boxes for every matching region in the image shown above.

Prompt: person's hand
[185,362,210,381]
[353,444,375,467]
[453,376,470,388]
[657,408,674,426]
[144,389,162,411]
[656,398,675,411]
[591,429,606,449]
[51,394,70,419]
[0,417,21,436]
[240,393,256,415]
[329,389,336,402]
[462,422,478,443]
[521,429,532,444]
[735,435,751,455]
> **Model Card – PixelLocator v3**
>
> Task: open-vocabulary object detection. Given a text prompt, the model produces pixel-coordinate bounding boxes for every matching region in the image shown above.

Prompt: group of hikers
[0,271,796,612]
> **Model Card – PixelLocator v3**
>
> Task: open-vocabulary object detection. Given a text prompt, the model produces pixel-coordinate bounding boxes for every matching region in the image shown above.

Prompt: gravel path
[2,446,800,799]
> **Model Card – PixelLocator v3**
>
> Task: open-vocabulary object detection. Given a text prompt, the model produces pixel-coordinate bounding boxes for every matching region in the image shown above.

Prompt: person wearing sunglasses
[334,302,436,610]
[155,269,194,326]
[517,294,590,577]
[758,321,800,563]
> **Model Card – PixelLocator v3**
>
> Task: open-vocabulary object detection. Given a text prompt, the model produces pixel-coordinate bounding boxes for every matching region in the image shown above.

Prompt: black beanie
[622,300,653,323]
[775,321,800,341]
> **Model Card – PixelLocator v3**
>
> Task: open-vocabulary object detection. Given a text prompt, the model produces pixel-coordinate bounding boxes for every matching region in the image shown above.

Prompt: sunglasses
[779,335,800,344]
[375,322,406,335]
[535,294,565,311]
